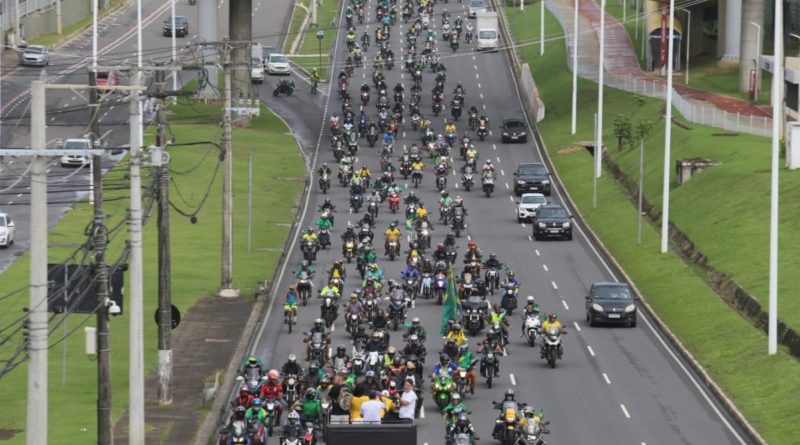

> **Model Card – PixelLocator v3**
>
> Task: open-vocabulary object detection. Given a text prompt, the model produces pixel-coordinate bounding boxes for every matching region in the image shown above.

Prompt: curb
[492,0,766,443]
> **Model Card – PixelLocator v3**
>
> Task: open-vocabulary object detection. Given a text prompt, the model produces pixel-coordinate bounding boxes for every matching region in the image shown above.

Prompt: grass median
[285,0,342,79]
[0,95,304,444]
[507,6,800,443]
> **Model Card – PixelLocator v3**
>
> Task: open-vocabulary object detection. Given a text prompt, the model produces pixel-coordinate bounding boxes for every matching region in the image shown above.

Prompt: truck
[476,11,499,51]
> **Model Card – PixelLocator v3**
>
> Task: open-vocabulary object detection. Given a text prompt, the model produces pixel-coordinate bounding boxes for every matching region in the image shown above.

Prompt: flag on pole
[440,264,461,335]
[405,215,414,233]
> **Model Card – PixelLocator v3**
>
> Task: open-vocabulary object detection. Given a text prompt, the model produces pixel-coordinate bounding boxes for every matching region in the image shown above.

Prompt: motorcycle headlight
[562,222,571,228]
[591,303,604,312]
[624,304,636,313]
[538,223,546,229]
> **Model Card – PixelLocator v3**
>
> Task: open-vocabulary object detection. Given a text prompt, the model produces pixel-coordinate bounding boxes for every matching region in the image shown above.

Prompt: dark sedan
[585,282,637,327]
[163,16,188,37]
[501,118,527,143]
[513,162,551,196]
[532,204,572,240]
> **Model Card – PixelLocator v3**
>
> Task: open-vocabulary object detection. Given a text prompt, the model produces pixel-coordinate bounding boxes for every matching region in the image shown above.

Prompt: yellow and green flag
[440,264,461,335]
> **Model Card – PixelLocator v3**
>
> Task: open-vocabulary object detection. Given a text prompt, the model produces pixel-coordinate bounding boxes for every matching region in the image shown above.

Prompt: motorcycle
[361,90,370,105]
[346,312,361,338]
[517,421,547,445]
[388,192,400,213]
[485,268,500,295]
[477,122,488,141]
[283,374,301,407]
[367,126,379,147]
[484,350,498,388]
[436,174,447,191]
[285,306,296,333]
[420,272,433,299]
[433,272,448,305]
[524,314,542,347]
[307,332,328,365]
[402,276,419,301]
[450,208,465,237]
[302,422,317,445]
[432,376,455,409]
[350,192,363,212]
[451,103,462,120]
[263,398,280,436]
[481,173,495,197]
[492,400,522,445]
[343,238,356,263]
[318,229,331,250]
[297,272,312,305]
[451,432,475,445]
[320,296,338,328]
[387,239,400,260]
[388,291,408,330]
[433,101,442,116]
[464,303,485,336]
[455,360,477,397]
[219,419,255,445]
[411,168,423,188]
[462,171,474,192]
[351,343,367,375]
[368,200,379,220]
[541,324,564,369]
[469,112,478,131]
[273,80,294,97]
[501,284,518,314]
[319,173,330,194]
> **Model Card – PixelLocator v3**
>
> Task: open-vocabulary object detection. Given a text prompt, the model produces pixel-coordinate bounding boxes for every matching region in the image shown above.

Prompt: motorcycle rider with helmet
[491,389,523,439]
[403,316,427,343]
[450,411,480,443]
[540,312,565,359]
[281,355,303,379]
[432,352,458,378]
[259,369,285,420]
[385,221,402,256]
[477,329,503,378]
[279,411,303,441]
[304,319,330,361]
[521,296,542,331]
[456,342,477,395]
[240,355,265,377]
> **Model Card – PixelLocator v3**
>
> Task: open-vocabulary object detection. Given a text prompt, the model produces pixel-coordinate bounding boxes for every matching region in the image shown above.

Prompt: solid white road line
[602,373,611,385]
[509,373,516,386]
[587,346,595,357]
[620,404,631,419]
[492,144,497,150]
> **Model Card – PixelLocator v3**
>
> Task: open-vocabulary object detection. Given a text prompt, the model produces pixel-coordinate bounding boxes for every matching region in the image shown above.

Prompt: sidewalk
[548,0,772,135]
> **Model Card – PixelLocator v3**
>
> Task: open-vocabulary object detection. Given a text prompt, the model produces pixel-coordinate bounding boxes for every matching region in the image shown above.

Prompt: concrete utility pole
[89,69,113,445]
[228,0,253,120]
[738,0,764,91]
[56,0,63,34]
[26,80,48,445]
[660,1,676,254]
[220,47,239,297]
[768,0,783,356]
[155,69,174,404]
[596,0,606,179]
[128,70,145,445]
[197,0,220,99]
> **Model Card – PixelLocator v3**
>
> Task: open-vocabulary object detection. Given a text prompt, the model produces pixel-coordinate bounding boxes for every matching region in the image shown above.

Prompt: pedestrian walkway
[546,0,772,136]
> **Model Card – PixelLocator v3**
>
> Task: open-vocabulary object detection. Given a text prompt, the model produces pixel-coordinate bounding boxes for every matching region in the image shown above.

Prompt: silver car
[469,0,488,18]
[20,45,49,66]
[0,213,16,248]
[60,138,92,167]
[517,193,548,223]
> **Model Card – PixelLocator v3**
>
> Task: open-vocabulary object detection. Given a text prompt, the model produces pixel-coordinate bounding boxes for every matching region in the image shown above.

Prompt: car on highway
[468,0,489,18]
[60,138,92,168]
[585,282,637,327]
[266,53,291,75]
[500,117,527,143]
[0,212,16,248]
[261,46,277,66]
[251,57,265,83]
[516,193,547,223]
[531,203,572,240]
[96,70,120,92]
[163,16,188,37]
[513,162,550,196]
[19,45,49,66]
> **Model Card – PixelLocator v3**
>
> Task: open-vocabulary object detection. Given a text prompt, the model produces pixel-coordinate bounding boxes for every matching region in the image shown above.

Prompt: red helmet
[268,369,280,380]
[468,240,477,250]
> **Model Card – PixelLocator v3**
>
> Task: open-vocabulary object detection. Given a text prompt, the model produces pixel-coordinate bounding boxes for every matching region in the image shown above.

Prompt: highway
[246,1,752,444]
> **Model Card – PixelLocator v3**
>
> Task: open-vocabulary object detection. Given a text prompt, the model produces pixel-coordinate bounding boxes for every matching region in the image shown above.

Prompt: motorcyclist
[235,387,254,409]
[503,270,520,290]
[522,296,541,321]
[477,329,503,378]
[353,324,370,345]
[227,405,248,430]
[442,392,468,430]
[483,252,503,271]
[450,411,480,442]
[415,204,429,222]
[304,319,330,361]
[279,411,303,441]
[462,240,482,264]
[433,244,449,264]
[403,317,427,343]
[442,337,459,363]
[365,331,385,355]
[239,355,265,377]
[540,312,565,359]
[383,345,399,368]
[358,245,377,267]
[492,389,523,439]
[358,370,383,394]
[432,352,458,378]
[318,163,333,178]
[329,260,346,281]
[311,67,320,94]
[331,345,351,373]
[405,190,421,206]
[295,260,315,281]
[482,159,495,175]
[281,355,303,378]
[488,304,510,346]
[403,333,427,361]
[385,221,402,255]
[259,369,285,419]
[364,262,384,284]
[246,398,268,426]
[283,285,299,320]
[345,293,363,317]
[317,212,333,231]
[372,308,390,331]
[320,280,341,300]
[296,387,323,426]
[456,343,477,395]
[319,196,337,213]
[402,263,421,280]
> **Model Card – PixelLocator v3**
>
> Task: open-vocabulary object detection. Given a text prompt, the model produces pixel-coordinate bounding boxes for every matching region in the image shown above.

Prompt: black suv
[532,203,572,240]
[585,282,637,327]
[163,16,188,37]
[501,118,527,143]
[513,162,551,196]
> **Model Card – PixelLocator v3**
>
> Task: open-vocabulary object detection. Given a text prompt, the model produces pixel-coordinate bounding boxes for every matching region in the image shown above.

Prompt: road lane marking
[17,194,22,198]
[482,104,486,110]
[505,183,509,189]
[528,235,533,242]
[542,264,548,271]
[509,373,516,386]
[535,249,540,256]
[496,156,500,162]
[602,373,611,385]
[500,169,505,176]
[561,300,569,310]
[573,322,581,331]
[551,281,558,290]
[620,404,631,418]
[474,65,478,70]
[475,73,479,79]
[421,407,425,419]
[520,223,525,228]
[587,346,595,356]
[479,92,484,100]
[492,144,497,150]
[508,195,513,202]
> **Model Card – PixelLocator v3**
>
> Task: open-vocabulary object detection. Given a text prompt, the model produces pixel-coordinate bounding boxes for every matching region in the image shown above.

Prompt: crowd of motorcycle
[220,1,567,444]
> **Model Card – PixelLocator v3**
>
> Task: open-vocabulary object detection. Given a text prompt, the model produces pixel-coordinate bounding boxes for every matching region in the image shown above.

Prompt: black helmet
[337,345,346,355]
[306,387,317,399]
[440,353,449,364]
[504,389,515,401]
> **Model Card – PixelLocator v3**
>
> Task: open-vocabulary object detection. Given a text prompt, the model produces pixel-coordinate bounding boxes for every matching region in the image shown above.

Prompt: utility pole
[220,47,238,297]
[26,80,49,445]
[128,69,145,445]
[229,0,253,123]
[90,69,113,445]
[155,68,174,404]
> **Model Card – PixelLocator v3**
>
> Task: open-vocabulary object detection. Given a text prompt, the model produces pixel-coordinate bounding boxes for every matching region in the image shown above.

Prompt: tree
[612,113,633,150]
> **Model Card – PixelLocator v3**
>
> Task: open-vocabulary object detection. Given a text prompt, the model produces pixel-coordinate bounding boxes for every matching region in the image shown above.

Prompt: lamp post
[680,8,690,85]
[571,0,578,134]
[317,30,324,76]
[749,22,762,102]
[596,0,606,180]
[660,0,675,254]
[768,0,784,356]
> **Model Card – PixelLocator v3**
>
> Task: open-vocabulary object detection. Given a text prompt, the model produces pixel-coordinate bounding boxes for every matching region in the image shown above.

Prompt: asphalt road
[246,1,752,445]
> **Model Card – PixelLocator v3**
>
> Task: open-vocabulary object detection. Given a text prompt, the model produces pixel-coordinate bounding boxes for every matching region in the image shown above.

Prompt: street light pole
[571,0,578,135]
[317,30,324,74]
[540,0,545,56]
[680,8,690,85]
[749,22,762,102]
[596,0,606,180]
[768,0,784,356]
[660,0,675,254]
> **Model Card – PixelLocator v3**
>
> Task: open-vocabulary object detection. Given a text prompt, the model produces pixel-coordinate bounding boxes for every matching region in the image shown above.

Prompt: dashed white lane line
[587,345,595,356]
[16,193,22,198]
[528,235,533,242]
[496,156,501,162]
[620,404,631,419]
[500,169,505,176]
[561,300,569,310]
[535,249,540,256]
[573,322,582,331]
[477,83,481,89]
[542,264,548,271]
[509,373,516,386]
[475,73,479,79]
[602,373,611,385]
[482,104,486,110]
[520,222,526,228]
[474,64,478,70]
[508,195,514,202]
[504,183,509,189]
[467,235,472,241]
[7,201,13,205]
[421,407,426,419]
[551,281,558,290]
[472,55,476,60]
[71,96,77,101]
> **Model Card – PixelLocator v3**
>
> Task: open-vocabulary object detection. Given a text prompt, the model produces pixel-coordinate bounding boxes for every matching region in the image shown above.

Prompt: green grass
[508,6,800,443]
[0,96,304,444]
[30,0,125,47]
[289,54,330,79]
[298,0,341,56]
[284,0,312,54]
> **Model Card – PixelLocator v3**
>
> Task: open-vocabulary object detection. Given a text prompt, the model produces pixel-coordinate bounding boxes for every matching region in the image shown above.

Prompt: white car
[251,57,265,83]
[60,138,92,167]
[0,212,16,248]
[517,193,547,223]
[468,0,488,18]
[266,53,290,75]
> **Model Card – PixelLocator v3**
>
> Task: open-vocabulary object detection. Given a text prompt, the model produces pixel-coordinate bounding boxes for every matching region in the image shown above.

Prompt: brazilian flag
[440,264,461,335]
[405,215,414,233]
